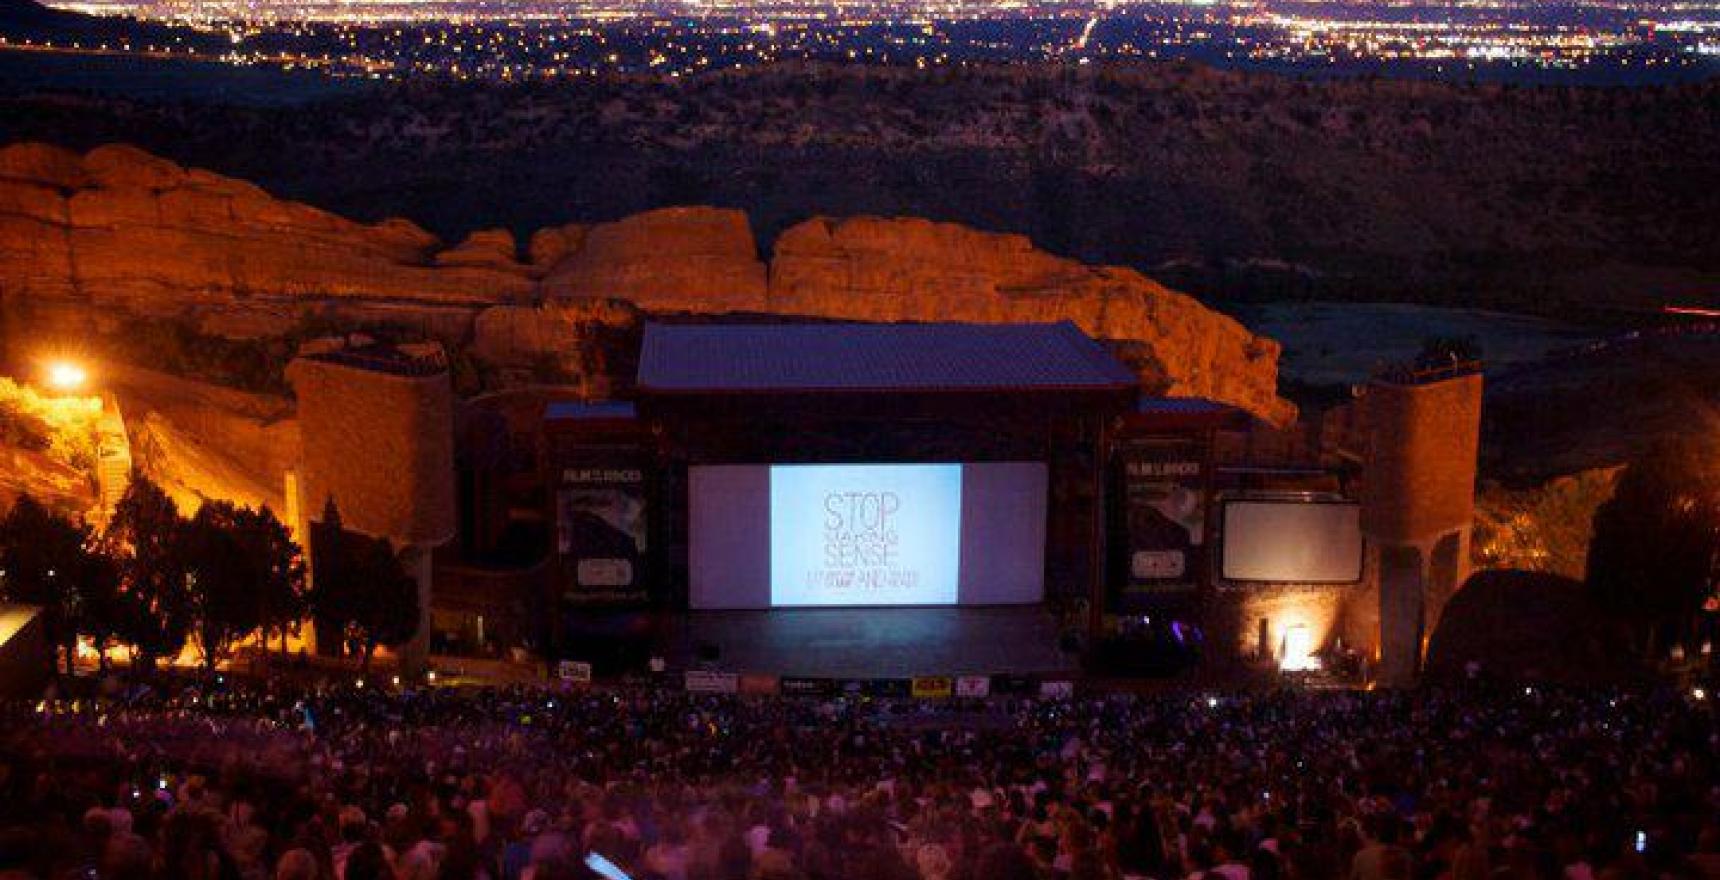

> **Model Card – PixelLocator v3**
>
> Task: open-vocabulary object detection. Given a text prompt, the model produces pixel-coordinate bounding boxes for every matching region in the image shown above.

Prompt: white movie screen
[689,463,1047,609]
[1220,500,1364,583]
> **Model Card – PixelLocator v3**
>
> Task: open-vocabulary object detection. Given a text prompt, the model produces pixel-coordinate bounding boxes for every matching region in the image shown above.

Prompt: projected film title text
[817,490,915,591]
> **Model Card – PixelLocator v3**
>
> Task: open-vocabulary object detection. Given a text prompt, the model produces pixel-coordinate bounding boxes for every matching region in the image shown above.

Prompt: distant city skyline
[10,0,1720,82]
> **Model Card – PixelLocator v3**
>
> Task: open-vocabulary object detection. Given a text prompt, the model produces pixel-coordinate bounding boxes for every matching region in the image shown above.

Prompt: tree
[345,534,420,670]
[1587,437,1720,660]
[232,505,305,657]
[0,495,113,674]
[309,499,419,670]
[308,498,352,654]
[182,501,260,672]
[104,475,191,671]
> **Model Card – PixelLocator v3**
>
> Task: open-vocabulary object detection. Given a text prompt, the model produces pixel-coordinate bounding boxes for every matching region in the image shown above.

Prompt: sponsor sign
[684,670,740,694]
[1116,438,1208,603]
[1039,680,1076,700]
[955,675,992,698]
[990,675,1035,696]
[870,679,911,699]
[556,660,592,683]
[739,673,781,696]
[911,676,953,699]
[576,558,634,588]
[780,677,836,697]
[557,463,647,604]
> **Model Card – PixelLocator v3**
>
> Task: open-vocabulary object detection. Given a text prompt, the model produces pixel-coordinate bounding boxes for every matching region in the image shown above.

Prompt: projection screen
[689,462,1047,608]
[1220,500,1364,583]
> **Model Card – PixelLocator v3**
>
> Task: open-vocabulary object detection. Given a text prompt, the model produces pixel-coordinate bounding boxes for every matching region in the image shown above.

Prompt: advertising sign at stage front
[780,677,836,697]
[1039,680,1077,700]
[557,463,648,605]
[1116,438,1208,604]
[739,673,781,696]
[685,671,740,694]
[955,675,992,698]
[911,676,953,699]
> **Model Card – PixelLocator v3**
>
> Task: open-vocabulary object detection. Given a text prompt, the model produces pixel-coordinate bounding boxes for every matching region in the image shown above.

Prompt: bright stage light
[45,360,88,392]
[1279,623,1321,672]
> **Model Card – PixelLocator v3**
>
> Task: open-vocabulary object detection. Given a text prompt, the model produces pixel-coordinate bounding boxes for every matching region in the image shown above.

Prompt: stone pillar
[1359,369,1483,686]
[398,544,436,676]
[287,343,456,680]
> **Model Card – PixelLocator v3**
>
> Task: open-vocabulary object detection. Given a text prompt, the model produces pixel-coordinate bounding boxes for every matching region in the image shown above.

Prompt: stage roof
[636,321,1138,394]
[545,401,637,421]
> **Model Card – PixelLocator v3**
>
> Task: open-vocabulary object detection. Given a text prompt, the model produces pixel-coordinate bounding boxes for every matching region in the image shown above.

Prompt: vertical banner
[557,463,648,604]
[1117,438,1208,603]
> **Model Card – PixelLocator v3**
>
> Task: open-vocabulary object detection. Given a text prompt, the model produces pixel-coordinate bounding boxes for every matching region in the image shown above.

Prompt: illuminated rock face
[286,351,456,547]
[766,217,1293,425]
[540,207,767,312]
[0,143,535,307]
[0,142,1293,423]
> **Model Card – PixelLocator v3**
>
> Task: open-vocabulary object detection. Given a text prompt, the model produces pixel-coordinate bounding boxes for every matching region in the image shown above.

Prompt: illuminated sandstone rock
[539,207,767,311]
[765,216,1293,425]
[286,344,456,547]
[435,228,522,272]
[527,222,588,270]
[105,364,303,515]
[0,143,1293,422]
[471,298,640,377]
[0,143,535,308]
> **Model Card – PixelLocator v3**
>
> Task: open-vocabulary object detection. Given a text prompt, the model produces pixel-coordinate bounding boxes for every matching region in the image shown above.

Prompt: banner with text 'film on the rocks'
[1115,438,1207,608]
[557,461,648,605]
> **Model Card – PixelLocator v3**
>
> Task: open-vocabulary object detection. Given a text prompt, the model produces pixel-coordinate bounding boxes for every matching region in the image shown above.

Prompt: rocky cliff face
[0,142,1292,423]
[765,216,1289,422]
[0,142,535,310]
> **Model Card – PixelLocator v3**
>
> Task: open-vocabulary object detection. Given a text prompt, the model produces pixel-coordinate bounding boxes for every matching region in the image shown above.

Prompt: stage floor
[664,605,1077,678]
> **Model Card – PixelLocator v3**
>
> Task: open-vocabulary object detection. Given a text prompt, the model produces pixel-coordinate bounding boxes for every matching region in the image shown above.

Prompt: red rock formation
[0,142,1293,422]
[0,143,535,308]
[539,207,767,311]
[766,216,1292,424]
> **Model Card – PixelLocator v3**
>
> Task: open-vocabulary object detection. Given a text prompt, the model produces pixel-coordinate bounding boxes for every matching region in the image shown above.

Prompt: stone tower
[286,340,456,675]
[1359,364,1483,686]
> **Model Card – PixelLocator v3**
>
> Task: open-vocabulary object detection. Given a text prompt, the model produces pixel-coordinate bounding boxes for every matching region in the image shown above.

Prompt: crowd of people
[0,678,1716,880]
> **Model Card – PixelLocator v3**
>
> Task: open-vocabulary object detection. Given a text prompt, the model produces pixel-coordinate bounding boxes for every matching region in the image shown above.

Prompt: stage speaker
[696,642,721,663]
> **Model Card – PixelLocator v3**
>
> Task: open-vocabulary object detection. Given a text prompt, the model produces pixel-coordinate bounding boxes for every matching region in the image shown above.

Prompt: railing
[303,348,448,377]
[1372,357,1483,386]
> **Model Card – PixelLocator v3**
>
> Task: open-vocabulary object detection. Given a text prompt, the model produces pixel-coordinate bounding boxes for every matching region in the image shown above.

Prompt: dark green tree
[232,505,305,657]
[104,475,191,670]
[182,501,260,672]
[345,534,420,670]
[0,495,112,674]
[308,498,352,653]
[1587,437,1720,660]
[309,499,419,670]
